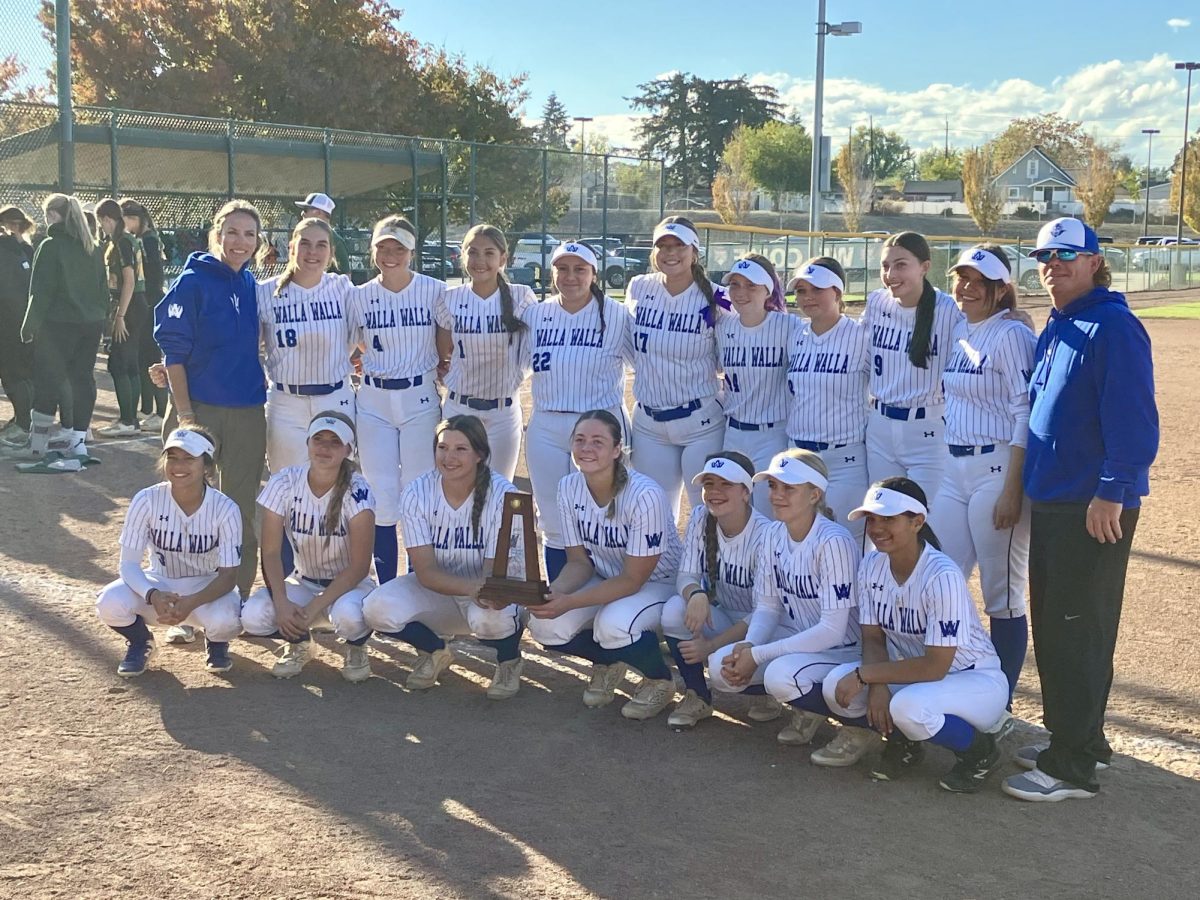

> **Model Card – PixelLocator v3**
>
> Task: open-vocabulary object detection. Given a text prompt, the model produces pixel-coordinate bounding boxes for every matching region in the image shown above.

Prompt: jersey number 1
[275,328,297,348]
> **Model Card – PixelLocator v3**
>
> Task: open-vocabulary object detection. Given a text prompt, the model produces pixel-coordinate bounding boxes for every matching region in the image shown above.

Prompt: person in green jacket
[0,206,36,443]
[295,192,352,275]
[17,193,109,462]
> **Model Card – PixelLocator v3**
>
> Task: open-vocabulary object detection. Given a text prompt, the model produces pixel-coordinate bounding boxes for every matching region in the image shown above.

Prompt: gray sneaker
[1002,768,1098,802]
[1014,742,1110,772]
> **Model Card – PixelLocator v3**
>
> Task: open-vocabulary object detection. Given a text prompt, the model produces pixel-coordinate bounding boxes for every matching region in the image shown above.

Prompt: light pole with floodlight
[574,116,593,234]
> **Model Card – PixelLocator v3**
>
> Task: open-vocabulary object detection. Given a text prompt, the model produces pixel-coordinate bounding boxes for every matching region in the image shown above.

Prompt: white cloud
[1167,17,1191,30]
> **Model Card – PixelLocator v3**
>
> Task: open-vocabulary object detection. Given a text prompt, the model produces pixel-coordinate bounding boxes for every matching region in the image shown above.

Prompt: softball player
[360,415,526,699]
[661,452,773,729]
[95,427,242,676]
[257,218,356,473]
[863,232,962,506]
[529,409,683,720]
[820,478,1008,793]
[787,257,872,542]
[241,412,377,681]
[346,215,447,583]
[119,200,168,432]
[717,254,796,514]
[95,198,147,437]
[712,450,861,743]
[436,224,536,481]
[928,247,1036,701]
[627,216,729,519]
[520,241,633,581]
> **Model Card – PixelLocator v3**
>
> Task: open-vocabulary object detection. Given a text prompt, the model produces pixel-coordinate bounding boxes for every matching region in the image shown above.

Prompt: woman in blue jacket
[154,199,268,597]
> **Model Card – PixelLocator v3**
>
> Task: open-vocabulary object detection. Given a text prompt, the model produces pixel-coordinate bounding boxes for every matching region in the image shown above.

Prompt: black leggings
[137,295,166,416]
[107,293,147,424]
[33,320,104,433]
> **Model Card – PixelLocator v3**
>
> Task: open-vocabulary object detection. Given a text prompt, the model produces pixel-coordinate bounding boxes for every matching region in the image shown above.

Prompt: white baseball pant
[527,577,673,650]
[723,422,787,515]
[241,576,376,642]
[266,384,357,473]
[356,376,441,526]
[96,574,242,642]
[443,394,522,482]
[822,661,1009,741]
[361,573,522,641]
[794,441,869,544]
[660,593,750,641]
[928,444,1030,619]
[865,404,948,506]
[762,648,863,704]
[631,397,726,520]
[705,626,817,694]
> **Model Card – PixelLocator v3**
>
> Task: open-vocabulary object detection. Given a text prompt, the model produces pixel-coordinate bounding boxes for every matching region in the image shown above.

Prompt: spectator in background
[295,192,351,275]
[0,206,37,445]
[94,198,145,437]
[121,200,169,433]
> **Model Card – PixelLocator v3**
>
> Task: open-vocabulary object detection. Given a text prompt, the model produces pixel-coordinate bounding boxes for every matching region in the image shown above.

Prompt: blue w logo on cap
[805,265,816,274]
[874,490,883,500]
[736,261,750,270]
[710,459,724,468]
[1051,222,1066,237]
[566,243,580,252]
[971,250,986,261]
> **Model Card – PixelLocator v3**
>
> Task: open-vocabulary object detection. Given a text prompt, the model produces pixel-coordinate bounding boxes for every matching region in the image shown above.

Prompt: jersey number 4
[275,328,297,348]
[372,335,385,353]
[532,351,551,372]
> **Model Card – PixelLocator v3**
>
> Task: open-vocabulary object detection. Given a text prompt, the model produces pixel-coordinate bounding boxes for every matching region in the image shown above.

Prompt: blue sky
[7,1,1200,162]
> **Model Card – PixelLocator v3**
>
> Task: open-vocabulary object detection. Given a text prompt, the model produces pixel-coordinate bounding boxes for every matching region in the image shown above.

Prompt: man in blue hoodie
[1002,218,1158,803]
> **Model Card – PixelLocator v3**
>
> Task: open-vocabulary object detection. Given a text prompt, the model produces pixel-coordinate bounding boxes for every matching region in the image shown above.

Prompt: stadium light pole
[574,116,593,235]
[1173,63,1198,286]
[56,0,74,192]
[808,2,861,254]
[1142,128,1159,236]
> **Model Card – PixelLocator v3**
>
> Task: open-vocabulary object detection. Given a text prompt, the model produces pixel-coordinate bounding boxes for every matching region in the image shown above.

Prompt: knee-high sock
[541,628,610,665]
[789,686,833,716]
[665,636,710,702]
[380,622,444,654]
[110,616,151,645]
[481,629,522,664]
[543,546,567,582]
[990,615,1028,704]
[373,525,398,584]
[609,631,671,681]
[930,714,975,752]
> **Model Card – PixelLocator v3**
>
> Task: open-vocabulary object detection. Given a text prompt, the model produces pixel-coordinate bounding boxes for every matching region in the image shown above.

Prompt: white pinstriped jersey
[676,506,773,616]
[399,469,523,580]
[626,273,726,407]
[257,465,375,583]
[557,468,682,583]
[520,294,632,412]
[942,313,1037,447]
[437,282,537,398]
[858,545,1000,671]
[787,315,871,444]
[120,483,242,579]
[257,274,355,386]
[717,311,797,424]
[347,273,443,379]
[864,288,963,407]
[746,517,860,647]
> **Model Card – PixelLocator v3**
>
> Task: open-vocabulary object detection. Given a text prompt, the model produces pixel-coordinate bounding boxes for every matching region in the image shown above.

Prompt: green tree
[915,146,963,182]
[835,140,873,232]
[1075,144,1119,230]
[738,121,811,209]
[535,92,571,149]
[851,126,914,183]
[962,146,1004,234]
[714,126,756,224]
[988,113,1094,173]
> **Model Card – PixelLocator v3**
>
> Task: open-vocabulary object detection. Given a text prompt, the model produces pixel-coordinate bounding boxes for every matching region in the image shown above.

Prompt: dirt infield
[1,314,1197,899]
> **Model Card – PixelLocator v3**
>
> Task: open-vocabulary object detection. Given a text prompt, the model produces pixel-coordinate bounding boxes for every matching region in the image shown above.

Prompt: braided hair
[698,450,755,606]
[872,476,941,550]
[277,218,335,297]
[435,414,493,536]
[883,232,936,369]
[309,411,359,546]
[572,409,627,520]
[463,224,528,345]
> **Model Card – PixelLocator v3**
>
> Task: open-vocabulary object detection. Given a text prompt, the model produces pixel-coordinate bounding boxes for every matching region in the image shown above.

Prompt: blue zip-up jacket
[154,252,266,408]
[1024,286,1157,508]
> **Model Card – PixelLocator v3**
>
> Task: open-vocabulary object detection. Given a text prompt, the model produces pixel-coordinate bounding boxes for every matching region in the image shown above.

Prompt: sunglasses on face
[1033,249,1093,264]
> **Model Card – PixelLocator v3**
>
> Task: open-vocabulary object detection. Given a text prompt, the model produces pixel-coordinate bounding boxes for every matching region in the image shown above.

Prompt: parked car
[422,240,461,276]
[510,238,643,290]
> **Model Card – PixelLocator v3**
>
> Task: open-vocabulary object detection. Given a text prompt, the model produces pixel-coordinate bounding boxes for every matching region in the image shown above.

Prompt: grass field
[1136,302,1200,319]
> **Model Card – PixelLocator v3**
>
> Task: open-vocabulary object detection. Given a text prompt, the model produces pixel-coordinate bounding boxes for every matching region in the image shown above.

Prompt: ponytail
[608,456,629,521]
[322,458,357,547]
[497,270,528,345]
[43,193,95,256]
[703,511,720,605]
[691,260,718,329]
[908,280,937,369]
[470,460,492,536]
[919,522,942,551]
[589,282,608,342]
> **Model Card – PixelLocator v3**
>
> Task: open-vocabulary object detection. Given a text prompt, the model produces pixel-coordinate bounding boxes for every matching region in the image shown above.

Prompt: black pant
[33,320,104,432]
[137,294,165,415]
[1029,501,1140,791]
[0,316,34,429]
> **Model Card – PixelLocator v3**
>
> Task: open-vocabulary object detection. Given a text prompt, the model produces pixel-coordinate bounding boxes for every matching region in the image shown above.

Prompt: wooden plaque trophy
[477,492,549,607]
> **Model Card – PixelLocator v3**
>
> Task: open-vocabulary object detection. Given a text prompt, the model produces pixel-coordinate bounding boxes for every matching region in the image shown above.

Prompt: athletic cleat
[871,733,926,781]
[811,726,875,767]
[0,423,28,444]
[747,696,784,722]
[1013,742,1110,773]
[582,662,629,708]
[1002,768,1098,802]
[271,641,311,679]
[486,657,524,700]
[939,732,1000,793]
[97,421,140,438]
[204,640,233,673]
[407,647,453,690]
[341,644,372,683]
[140,414,164,434]
[621,678,675,720]
[777,709,824,746]
[165,624,197,644]
[667,690,714,728]
[117,640,158,677]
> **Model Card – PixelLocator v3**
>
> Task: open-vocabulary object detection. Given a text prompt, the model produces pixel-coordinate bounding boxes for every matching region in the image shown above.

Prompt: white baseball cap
[752,452,829,492]
[787,262,845,293]
[163,428,215,459]
[653,220,701,249]
[550,241,598,270]
[371,220,416,250]
[1029,217,1099,256]
[307,415,355,447]
[296,192,336,215]
[721,258,775,289]
[848,486,928,520]
[950,247,1011,284]
[690,456,754,490]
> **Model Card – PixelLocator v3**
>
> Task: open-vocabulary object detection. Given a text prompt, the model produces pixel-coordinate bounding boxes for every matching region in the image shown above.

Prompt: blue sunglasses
[1033,249,1093,264]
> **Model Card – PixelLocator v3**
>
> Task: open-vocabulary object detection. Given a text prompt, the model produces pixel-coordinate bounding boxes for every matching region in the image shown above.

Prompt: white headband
[950,248,1011,285]
[550,241,598,270]
[787,263,845,293]
[653,221,701,249]
[691,456,755,490]
[307,416,355,447]
[371,223,416,250]
[848,487,928,521]
[722,258,775,289]
[752,453,829,491]
[163,428,215,459]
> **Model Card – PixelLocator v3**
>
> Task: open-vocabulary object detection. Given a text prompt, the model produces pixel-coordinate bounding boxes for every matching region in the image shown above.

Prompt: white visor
[751,452,829,491]
[690,456,754,490]
[950,248,1011,284]
[550,241,598,270]
[787,263,844,293]
[163,428,215,459]
[722,258,775,289]
[653,221,701,249]
[371,223,416,250]
[307,416,355,447]
[848,487,928,521]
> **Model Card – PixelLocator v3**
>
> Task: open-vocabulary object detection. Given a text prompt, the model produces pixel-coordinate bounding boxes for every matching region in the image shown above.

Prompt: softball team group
[15,194,1051,796]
